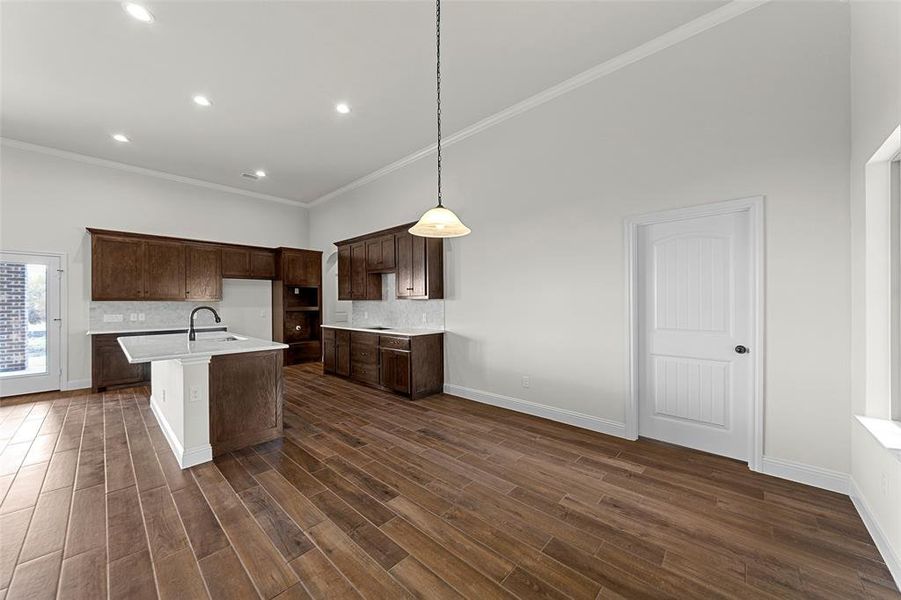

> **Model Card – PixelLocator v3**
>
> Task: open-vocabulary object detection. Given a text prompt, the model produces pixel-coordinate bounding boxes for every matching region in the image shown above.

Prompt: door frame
[624,196,765,471]
[0,250,69,397]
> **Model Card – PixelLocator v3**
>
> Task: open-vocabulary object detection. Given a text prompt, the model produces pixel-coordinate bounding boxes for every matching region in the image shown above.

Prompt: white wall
[310,2,852,472]
[0,145,308,388]
[220,279,273,341]
[849,0,901,587]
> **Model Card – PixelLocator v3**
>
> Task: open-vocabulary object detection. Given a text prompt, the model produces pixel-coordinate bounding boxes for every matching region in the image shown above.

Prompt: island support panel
[209,349,283,456]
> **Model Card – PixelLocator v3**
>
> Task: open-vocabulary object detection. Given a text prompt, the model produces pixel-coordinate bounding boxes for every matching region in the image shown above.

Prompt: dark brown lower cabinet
[209,350,283,456]
[322,327,443,399]
[91,333,149,392]
[380,348,411,394]
[322,329,350,376]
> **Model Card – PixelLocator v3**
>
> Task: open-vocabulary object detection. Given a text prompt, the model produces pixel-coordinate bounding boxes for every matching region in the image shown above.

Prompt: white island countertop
[118,331,288,364]
[321,324,444,337]
[86,324,226,336]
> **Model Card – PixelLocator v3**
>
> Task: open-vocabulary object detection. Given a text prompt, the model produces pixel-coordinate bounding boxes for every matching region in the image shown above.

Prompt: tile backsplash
[351,273,444,330]
[89,301,223,331]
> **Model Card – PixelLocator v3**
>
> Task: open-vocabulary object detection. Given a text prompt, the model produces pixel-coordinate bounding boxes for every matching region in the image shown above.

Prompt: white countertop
[87,324,226,336]
[118,331,288,364]
[321,324,445,337]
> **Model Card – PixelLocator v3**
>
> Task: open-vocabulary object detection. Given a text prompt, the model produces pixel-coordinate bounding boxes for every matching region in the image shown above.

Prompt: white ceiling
[2,1,726,205]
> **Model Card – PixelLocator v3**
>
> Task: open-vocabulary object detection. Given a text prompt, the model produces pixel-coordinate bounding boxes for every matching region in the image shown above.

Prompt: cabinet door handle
[406,287,414,291]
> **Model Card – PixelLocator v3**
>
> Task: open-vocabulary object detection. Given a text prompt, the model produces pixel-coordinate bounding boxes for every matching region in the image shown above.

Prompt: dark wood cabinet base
[322,328,443,399]
[209,349,283,456]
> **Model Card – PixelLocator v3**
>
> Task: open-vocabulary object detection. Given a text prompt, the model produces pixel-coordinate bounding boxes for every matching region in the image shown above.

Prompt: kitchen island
[119,331,288,468]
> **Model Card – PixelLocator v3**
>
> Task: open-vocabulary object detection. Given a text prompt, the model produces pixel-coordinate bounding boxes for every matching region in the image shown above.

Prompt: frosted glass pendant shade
[409,205,471,238]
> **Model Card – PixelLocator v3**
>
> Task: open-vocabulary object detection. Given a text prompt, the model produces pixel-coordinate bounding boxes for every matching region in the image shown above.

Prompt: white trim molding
[624,196,766,471]
[444,384,628,440]
[309,0,770,207]
[759,456,849,495]
[150,394,212,469]
[850,477,901,590]
[1,138,306,207]
[63,379,91,392]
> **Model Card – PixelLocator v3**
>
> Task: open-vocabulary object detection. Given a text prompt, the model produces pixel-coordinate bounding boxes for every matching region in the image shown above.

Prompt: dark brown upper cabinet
[221,246,251,278]
[395,231,443,299]
[89,229,317,306]
[350,242,367,299]
[337,242,380,301]
[335,223,441,301]
[222,246,276,279]
[185,244,222,300]
[338,245,352,301]
[279,248,321,286]
[143,240,186,300]
[250,250,277,279]
[91,233,146,300]
[366,235,396,273]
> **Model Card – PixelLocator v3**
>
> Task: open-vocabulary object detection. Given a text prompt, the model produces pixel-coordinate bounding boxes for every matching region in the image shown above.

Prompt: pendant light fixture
[409,0,471,238]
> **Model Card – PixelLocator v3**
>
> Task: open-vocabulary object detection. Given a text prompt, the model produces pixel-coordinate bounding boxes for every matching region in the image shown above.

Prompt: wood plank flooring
[0,362,898,599]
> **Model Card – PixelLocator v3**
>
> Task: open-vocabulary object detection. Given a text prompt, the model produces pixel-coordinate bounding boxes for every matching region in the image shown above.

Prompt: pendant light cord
[436,0,443,208]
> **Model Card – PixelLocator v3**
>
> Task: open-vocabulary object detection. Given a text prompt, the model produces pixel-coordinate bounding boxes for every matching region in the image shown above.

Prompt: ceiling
[2,1,727,205]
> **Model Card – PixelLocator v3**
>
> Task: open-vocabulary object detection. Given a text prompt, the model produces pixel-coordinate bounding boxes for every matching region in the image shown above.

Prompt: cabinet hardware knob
[407,287,414,290]
[295,325,302,331]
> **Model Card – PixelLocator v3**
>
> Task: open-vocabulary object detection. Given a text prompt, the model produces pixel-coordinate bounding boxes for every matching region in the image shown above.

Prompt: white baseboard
[443,384,628,439]
[850,477,901,591]
[758,456,849,494]
[180,445,213,469]
[150,395,211,469]
[64,378,91,391]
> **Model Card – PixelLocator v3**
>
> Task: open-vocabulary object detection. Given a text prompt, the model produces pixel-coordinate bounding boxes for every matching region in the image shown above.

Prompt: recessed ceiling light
[335,103,351,114]
[112,133,130,143]
[122,2,154,23]
[254,170,267,178]
[193,95,212,107]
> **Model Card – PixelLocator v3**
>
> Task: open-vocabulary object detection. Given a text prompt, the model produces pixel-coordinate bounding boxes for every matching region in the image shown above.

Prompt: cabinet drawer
[350,331,378,347]
[379,336,410,350]
[350,346,378,364]
[323,328,335,342]
[351,361,380,385]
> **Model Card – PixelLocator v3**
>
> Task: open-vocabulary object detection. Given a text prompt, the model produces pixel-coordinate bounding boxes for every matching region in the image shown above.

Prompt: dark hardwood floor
[0,362,898,599]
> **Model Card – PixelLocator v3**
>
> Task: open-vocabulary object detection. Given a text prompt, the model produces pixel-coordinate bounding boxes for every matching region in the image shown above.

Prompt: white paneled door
[0,252,62,397]
[637,210,752,460]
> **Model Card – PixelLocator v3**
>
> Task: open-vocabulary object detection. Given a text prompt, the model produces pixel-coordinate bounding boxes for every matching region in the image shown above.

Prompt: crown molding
[309,0,769,208]
[1,138,307,207]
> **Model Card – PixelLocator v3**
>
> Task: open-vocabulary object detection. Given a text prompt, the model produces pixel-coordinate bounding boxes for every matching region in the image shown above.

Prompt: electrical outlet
[422,313,427,323]
[259,309,266,318]
[522,376,531,388]
[189,386,200,403]
[364,311,368,320]
[138,313,145,322]
[102,314,124,323]
[129,313,138,322]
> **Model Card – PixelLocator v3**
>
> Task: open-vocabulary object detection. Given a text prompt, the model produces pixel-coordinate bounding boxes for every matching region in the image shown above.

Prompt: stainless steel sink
[197,335,245,342]
[366,326,392,331]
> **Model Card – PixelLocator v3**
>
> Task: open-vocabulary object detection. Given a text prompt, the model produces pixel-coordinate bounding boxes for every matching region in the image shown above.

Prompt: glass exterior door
[0,253,62,397]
